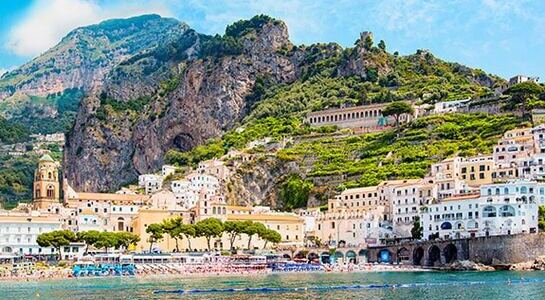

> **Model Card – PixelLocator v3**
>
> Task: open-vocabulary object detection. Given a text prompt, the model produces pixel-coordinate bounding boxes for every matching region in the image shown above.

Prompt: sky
[0,0,544,81]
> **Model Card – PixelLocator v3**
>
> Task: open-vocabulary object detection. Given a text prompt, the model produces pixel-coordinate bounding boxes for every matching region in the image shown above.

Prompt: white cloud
[6,0,173,57]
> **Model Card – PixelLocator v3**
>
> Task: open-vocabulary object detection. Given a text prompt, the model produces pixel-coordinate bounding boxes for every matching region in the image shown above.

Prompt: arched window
[35,189,40,198]
[499,205,515,217]
[483,206,497,218]
[440,222,452,230]
[487,189,492,196]
[48,172,52,179]
[504,187,509,194]
[467,220,478,229]
[46,185,54,198]
[541,188,545,195]
[521,186,528,194]
[495,188,500,195]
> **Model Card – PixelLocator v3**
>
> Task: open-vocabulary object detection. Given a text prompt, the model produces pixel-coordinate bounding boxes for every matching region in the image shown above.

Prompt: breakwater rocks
[446,260,495,271]
[444,257,545,271]
[504,256,545,271]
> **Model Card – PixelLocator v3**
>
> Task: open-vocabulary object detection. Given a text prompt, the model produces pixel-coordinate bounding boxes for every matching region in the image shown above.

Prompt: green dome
[39,154,55,162]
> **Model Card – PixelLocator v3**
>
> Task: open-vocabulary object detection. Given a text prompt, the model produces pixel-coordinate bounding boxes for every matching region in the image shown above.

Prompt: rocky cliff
[64,16,303,191]
[0,14,507,198]
[0,14,188,128]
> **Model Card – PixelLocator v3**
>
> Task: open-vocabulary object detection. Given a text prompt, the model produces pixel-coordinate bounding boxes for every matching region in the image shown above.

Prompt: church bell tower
[33,154,60,210]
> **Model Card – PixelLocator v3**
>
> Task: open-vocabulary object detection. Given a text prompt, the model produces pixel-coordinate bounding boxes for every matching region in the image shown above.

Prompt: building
[313,207,389,248]
[493,128,534,168]
[161,165,177,177]
[332,186,382,212]
[458,155,496,186]
[390,179,435,237]
[0,210,61,256]
[33,154,60,210]
[138,174,163,195]
[433,98,471,114]
[304,102,414,131]
[132,208,190,252]
[197,159,230,181]
[421,180,542,240]
[509,75,540,86]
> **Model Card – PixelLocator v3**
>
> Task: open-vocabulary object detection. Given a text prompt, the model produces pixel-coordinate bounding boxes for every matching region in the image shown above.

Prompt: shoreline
[0,264,431,283]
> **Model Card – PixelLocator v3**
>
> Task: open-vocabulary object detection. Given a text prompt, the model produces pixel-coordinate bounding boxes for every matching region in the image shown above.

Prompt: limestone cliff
[64,16,301,191]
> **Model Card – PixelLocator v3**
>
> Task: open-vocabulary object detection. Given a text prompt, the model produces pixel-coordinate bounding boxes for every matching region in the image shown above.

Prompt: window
[499,205,515,217]
[482,206,497,218]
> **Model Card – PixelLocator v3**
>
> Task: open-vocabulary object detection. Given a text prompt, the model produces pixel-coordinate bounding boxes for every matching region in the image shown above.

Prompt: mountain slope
[0,14,508,197]
[0,14,188,134]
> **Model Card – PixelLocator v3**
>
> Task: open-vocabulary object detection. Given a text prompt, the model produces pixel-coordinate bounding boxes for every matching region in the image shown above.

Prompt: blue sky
[0,0,544,81]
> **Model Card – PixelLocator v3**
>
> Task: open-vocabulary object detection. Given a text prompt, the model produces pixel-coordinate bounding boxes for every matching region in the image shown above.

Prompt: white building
[433,98,471,114]
[161,165,177,177]
[421,181,540,240]
[138,174,163,195]
[509,75,540,86]
[390,179,435,237]
[186,173,220,191]
[197,159,230,181]
[0,211,62,256]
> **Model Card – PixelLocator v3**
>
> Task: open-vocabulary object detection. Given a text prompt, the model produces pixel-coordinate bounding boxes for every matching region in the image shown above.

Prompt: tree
[76,230,101,255]
[242,221,266,250]
[36,230,76,260]
[195,218,224,251]
[161,217,184,252]
[279,174,314,211]
[180,224,196,251]
[378,40,386,51]
[94,232,118,253]
[260,229,282,249]
[506,82,544,117]
[146,224,164,253]
[382,101,414,133]
[411,216,423,239]
[538,206,545,231]
[363,35,373,50]
[223,220,245,251]
[115,232,140,252]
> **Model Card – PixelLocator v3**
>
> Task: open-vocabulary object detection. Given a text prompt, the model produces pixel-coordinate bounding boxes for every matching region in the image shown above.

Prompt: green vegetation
[506,82,545,116]
[279,113,523,189]
[0,154,38,208]
[411,216,423,239]
[0,117,30,144]
[0,88,84,134]
[37,230,140,257]
[225,15,277,38]
[195,218,224,251]
[149,218,283,252]
[279,174,315,210]
[145,223,164,252]
[539,206,545,231]
[382,101,415,131]
[161,217,184,252]
[36,230,77,260]
[95,94,152,122]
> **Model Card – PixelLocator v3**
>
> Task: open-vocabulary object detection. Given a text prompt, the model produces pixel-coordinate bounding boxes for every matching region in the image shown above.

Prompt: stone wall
[367,234,545,266]
[469,234,545,264]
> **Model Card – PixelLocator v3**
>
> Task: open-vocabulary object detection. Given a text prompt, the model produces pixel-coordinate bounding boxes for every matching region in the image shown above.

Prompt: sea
[3,271,545,299]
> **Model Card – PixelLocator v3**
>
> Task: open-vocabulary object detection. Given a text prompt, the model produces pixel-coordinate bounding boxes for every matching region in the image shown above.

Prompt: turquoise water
[3,271,545,299]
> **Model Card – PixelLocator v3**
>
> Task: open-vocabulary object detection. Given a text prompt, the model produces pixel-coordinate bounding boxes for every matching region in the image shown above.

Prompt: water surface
[3,271,545,299]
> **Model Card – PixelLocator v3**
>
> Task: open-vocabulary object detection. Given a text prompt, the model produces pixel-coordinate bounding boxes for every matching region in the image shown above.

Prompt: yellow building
[459,155,495,186]
[132,208,191,252]
[132,202,305,253]
[33,154,60,210]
